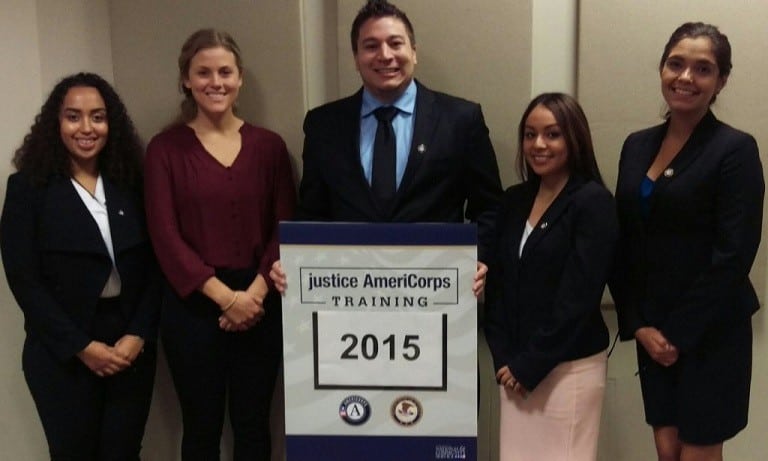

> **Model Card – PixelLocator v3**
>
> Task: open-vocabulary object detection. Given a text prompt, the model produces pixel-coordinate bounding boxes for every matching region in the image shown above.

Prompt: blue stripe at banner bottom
[286,435,476,461]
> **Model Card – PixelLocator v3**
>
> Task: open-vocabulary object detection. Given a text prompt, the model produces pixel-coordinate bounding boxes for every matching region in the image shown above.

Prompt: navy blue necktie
[371,106,398,207]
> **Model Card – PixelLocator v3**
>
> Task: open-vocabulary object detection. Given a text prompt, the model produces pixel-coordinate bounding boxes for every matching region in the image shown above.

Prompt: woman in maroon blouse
[144,29,295,460]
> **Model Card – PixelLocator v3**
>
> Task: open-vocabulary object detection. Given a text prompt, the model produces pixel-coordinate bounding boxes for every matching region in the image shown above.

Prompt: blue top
[639,175,655,219]
[359,80,417,189]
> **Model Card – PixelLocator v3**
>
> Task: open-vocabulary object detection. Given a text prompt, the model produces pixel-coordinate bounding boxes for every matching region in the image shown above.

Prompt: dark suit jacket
[611,111,764,352]
[484,177,617,390]
[1,172,160,362]
[296,81,502,262]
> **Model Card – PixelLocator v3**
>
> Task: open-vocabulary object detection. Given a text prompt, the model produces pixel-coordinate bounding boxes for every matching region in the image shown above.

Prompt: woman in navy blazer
[1,73,160,460]
[485,93,618,461]
[612,23,764,460]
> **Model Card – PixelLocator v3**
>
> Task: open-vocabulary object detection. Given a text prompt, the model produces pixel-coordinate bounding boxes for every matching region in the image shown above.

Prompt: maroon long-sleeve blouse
[144,123,296,297]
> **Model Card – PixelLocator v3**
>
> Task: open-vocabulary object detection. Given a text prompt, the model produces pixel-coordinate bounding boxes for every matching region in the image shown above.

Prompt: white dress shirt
[71,175,122,297]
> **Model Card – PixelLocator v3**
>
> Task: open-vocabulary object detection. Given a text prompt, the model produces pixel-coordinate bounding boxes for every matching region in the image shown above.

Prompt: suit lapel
[103,178,145,254]
[629,124,665,191]
[519,177,585,260]
[343,90,368,185]
[397,82,438,198]
[41,176,109,257]
[649,111,718,213]
[505,182,536,262]
[619,123,665,223]
[653,111,717,189]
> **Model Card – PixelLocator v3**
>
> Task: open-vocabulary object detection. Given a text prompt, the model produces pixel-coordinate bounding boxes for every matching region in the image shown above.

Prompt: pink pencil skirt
[498,350,607,461]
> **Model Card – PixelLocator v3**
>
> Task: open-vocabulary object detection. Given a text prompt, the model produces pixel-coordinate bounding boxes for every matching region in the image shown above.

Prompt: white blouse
[518,220,533,257]
[71,175,122,297]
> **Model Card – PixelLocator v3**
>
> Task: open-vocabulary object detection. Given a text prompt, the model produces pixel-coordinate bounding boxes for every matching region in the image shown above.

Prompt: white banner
[280,222,477,461]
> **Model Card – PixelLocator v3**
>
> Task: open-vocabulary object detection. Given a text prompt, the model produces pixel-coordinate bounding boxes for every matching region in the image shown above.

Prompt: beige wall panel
[36,0,115,90]
[0,5,46,460]
[579,2,768,460]
[336,0,532,187]
[109,0,306,163]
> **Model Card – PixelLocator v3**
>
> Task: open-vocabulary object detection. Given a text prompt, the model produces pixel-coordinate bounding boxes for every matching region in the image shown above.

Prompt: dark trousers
[161,269,282,461]
[23,297,157,461]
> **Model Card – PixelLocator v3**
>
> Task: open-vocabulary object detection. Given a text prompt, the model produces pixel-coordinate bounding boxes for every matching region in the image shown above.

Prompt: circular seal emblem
[391,396,422,426]
[339,395,371,426]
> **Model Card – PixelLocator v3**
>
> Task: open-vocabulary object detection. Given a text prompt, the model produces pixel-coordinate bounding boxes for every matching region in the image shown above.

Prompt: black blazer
[295,81,503,262]
[484,177,617,390]
[611,111,764,352]
[1,172,160,362]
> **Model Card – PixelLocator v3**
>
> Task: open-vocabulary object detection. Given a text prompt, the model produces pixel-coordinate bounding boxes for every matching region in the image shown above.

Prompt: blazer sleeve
[122,197,162,342]
[609,135,646,340]
[511,187,618,390]
[0,174,91,361]
[661,134,764,352]
[462,104,503,264]
[483,192,514,373]
[124,265,161,342]
[295,109,333,221]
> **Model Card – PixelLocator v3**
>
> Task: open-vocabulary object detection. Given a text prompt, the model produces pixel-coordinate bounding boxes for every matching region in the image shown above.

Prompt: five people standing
[1,2,764,461]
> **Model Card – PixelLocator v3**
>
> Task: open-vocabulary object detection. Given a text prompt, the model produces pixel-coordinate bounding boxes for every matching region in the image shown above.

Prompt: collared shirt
[359,79,417,189]
[71,175,122,297]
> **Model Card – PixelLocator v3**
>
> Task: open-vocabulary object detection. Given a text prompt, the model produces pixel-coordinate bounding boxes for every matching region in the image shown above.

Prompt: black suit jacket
[296,81,502,262]
[611,111,764,352]
[1,172,160,362]
[484,177,617,390]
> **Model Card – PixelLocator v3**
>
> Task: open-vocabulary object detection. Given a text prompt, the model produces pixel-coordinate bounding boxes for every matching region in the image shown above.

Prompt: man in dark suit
[291,0,502,290]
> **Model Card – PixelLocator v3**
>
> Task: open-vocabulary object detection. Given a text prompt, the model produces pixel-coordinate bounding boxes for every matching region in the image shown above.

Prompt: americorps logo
[338,395,371,425]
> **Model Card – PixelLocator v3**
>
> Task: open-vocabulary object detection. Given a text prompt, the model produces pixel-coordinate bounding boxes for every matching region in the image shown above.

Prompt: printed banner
[280,222,477,461]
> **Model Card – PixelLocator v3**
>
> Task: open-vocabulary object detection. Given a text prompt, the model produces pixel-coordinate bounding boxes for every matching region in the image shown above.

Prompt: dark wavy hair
[351,0,415,53]
[12,72,143,190]
[177,28,243,123]
[516,93,604,186]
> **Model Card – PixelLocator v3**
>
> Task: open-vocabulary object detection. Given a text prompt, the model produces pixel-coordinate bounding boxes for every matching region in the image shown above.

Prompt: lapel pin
[663,168,674,178]
[417,144,426,154]
[540,222,548,229]
[118,209,125,216]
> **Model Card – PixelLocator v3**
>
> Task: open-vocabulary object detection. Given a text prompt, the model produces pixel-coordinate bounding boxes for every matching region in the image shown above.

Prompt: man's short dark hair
[350,0,416,53]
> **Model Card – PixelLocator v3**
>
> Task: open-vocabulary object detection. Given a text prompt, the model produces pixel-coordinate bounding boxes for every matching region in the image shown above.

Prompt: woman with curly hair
[1,72,160,460]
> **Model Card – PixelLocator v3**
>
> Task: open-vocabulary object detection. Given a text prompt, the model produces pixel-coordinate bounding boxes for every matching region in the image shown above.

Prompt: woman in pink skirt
[485,93,618,460]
